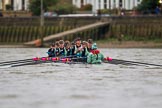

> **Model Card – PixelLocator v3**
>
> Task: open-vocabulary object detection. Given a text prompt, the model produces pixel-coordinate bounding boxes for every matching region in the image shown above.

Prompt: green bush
[100,9,110,14]
[29,0,58,16]
[80,4,92,11]
[6,4,12,10]
[137,0,159,12]
[49,3,77,14]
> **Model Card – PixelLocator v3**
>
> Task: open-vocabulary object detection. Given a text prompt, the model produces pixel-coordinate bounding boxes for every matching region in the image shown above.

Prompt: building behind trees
[72,0,142,14]
[0,0,29,11]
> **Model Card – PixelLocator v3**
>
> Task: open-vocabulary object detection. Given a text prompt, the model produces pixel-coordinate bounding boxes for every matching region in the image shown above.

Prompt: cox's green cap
[92,43,97,50]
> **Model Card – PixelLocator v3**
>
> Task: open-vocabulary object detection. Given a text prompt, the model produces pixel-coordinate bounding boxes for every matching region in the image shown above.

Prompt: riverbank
[0,41,162,48]
[97,41,162,48]
[0,44,28,48]
[1,16,162,44]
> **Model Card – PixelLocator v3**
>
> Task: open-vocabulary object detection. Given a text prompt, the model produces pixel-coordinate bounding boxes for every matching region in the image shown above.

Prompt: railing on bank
[110,22,162,40]
[109,16,162,40]
[0,26,74,43]
[0,17,105,43]
[0,16,162,44]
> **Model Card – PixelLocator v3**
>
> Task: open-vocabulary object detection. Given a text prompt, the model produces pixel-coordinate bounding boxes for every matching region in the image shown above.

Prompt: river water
[0,48,162,108]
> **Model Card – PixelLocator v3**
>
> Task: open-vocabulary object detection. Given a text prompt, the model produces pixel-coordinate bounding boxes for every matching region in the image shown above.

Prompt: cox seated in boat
[87,43,104,64]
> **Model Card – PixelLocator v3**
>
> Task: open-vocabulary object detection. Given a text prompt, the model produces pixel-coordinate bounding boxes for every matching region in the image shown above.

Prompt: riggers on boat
[33,56,88,63]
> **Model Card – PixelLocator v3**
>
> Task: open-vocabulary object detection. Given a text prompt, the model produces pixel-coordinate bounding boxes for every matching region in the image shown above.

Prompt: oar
[0,57,47,67]
[0,59,33,66]
[11,62,39,67]
[112,59,162,67]
[0,61,35,68]
[0,56,54,66]
[3,57,87,68]
[104,60,140,66]
[5,59,55,68]
[105,57,162,67]
[10,60,53,67]
[0,58,32,64]
[0,56,80,66]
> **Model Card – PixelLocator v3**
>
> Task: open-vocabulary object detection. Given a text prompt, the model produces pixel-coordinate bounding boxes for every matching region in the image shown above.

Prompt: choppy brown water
[0,48,162,108]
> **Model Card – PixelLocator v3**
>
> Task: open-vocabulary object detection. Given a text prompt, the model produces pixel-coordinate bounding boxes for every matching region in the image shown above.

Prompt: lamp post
[159,0,162,14]
[159,0,162,3]
[2,0,5,11]
[159,0,162,6]
[40,0,44,47]
[92,0,97,15]
[109,0,111,15]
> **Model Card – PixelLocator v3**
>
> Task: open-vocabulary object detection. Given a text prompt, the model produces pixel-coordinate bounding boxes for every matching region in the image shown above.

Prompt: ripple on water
[0,48,162,108]
[0,94,18,99]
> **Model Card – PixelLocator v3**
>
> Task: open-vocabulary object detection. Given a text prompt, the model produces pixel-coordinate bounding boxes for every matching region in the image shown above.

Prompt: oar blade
[108,59,162,67]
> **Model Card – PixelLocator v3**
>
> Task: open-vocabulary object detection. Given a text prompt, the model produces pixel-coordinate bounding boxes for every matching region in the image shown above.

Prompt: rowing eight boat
[0,56,162,68]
